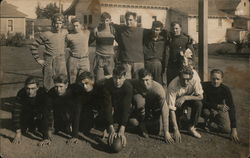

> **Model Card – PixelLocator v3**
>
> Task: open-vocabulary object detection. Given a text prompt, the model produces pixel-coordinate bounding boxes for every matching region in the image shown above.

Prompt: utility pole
[198,0,208,81]
[59,0,62,14]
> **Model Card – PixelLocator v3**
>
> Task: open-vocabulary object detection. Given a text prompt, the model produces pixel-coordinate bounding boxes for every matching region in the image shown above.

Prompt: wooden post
[198,0,208,81]
[59,0,62,14]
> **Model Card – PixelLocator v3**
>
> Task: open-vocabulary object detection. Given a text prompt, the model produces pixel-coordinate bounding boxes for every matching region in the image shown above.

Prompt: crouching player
[129,69,174,143]
[12,77,53,146]
[167,66,203,142]
[202,69,239,143]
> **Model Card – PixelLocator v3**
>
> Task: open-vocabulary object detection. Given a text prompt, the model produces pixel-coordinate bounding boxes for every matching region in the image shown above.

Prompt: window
[152,16,157,21]
[8,20,13,32]
[84,15,88,24]
[244,2,246,7]
[137,15,142,27]
[120,15,125,24]
[196,18,198,32]
[218,18,222,27]
[89,15,92,24]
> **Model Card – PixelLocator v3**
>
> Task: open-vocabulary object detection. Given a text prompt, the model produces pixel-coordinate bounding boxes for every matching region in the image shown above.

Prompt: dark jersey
[202,82,237,128]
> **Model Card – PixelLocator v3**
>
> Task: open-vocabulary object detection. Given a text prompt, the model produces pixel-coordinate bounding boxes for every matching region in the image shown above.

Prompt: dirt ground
[0,46,249,158]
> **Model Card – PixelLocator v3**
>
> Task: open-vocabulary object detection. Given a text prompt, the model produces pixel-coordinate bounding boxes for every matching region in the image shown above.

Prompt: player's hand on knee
[164,131,174,144]
[173,130,182,143]
[66,137,78,145]
[217,104,229,112]
[38,139,51,147]
[176,96,186,108]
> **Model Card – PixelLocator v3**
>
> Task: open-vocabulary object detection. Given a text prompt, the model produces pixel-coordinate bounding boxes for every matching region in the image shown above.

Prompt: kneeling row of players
[12,65,239,148]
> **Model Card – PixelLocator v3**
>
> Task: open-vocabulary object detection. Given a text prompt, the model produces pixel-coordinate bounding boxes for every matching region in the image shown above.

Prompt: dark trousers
[79,104,95,133]
[145,60,162,84]
[131,93,162,134]
[20,112,50,139]
[167,62,179,85]
[93,54,114,81]
[54,110,72,134]
[202,108,231,133]
[176,100,203,127]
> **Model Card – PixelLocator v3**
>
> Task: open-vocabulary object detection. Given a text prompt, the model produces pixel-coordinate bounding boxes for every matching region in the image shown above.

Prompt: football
[128,118,139,127]
[109,136,124,153]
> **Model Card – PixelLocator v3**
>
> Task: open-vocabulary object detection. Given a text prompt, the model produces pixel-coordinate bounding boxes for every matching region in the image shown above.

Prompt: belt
[70,56,88,59]
[145,58,161,62]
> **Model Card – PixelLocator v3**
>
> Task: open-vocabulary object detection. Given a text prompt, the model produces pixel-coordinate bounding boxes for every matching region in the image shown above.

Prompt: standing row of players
[12,11,239,149]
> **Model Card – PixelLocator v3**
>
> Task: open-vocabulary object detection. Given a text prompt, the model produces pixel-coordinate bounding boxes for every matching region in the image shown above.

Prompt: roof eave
[100,3,169,10]
[63,0,79,15]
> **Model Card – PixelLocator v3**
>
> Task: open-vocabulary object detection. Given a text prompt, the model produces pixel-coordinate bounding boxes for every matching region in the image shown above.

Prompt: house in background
[64,0,244,44]
[0,1,27,36]
[64,0,169,29]
[233,0,250,31]
[221,0,250,42]
[167,0,236,43]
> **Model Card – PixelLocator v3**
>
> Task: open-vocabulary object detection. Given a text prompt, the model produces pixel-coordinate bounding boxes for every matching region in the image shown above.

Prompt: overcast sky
[6,0,73,18]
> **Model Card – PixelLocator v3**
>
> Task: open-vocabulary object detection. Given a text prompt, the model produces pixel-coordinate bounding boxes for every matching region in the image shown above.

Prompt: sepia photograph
[0,0,249,158]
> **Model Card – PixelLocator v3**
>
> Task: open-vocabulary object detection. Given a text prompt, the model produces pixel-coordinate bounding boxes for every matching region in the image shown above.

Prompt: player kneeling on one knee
[167,65,203,141]
[129,68,174,143]
[202,69,239,143]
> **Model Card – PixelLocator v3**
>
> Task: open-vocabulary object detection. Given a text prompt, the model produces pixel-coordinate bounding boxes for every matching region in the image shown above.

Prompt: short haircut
[125,11,137,19]
[179,65,194,77]
[77,71,94,82]
[25,77,39,86]
[152,21,163,29]
[113,65,126,77]
[101,12,111,20]
[51,13,64,23]
[171,21,182,28]
[71,18,80,24]
[53,74,68,84]
[138,68,152,79]
[210,69,224,78]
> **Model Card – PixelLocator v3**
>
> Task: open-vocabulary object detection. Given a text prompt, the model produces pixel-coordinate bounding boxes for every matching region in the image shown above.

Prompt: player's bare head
[138,68,153,89]
[152,21,163,37]
[24,77,39,97]
[210,69,224,78]
[138,69,152,80]
[101,12,111,23]
[51,13,64,31]
[78,71,94,92]
[53,74,68,96]
[113,65,126,88]
[171,21,182,28]
[25,76,39,87]
[171,21,182,36]
[179,66,193,87]
[125,11,137,27]
[71,17,80,24]
[53,74,68,84]
[71,18,82,32]
[210,69,224,87]
[113,65,126,78]
[152,21,163,29]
